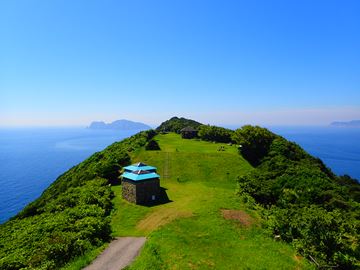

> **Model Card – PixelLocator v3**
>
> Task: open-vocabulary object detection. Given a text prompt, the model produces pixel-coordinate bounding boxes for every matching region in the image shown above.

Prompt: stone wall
[122,180,137,204]
[122,178,160,205]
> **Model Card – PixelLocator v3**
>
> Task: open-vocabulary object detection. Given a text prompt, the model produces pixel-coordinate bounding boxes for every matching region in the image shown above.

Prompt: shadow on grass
[109,180,121,186]
[145,187,173,207]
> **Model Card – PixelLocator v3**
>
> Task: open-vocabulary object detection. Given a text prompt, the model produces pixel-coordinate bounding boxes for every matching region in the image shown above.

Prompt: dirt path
[83,237,146,270]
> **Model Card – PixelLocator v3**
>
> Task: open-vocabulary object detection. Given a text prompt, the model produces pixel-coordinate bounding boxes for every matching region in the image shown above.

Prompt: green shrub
[198,125,233,143]
[232,125,276,166]
[145,140,161,150]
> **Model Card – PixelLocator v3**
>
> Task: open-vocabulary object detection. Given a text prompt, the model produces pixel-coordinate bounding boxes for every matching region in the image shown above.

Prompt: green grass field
[110,133,313,269]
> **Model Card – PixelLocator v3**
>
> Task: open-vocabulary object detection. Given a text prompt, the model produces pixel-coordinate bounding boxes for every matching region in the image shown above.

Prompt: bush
[198,125,233,143]
[145,140,161,150]
[232,125,276,166]
[266,206,359,268]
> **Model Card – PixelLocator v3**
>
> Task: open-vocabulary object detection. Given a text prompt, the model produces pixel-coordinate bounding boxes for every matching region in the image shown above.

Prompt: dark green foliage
[145,129,157,140]
[180,127,198,139]
[235,125,360,268]
[0,180,111,270]
[232,125,277,166]
[16,150,130,219]
[156,116,202,133]
[0,130,155,269]
[337,175,360,202]
[198,125,233,143]
[266,206,359,268]
[145,139,161,150]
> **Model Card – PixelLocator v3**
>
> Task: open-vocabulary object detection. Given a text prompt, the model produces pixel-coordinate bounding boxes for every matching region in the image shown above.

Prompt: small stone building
[180,126,198,139]
[121,163,160,205]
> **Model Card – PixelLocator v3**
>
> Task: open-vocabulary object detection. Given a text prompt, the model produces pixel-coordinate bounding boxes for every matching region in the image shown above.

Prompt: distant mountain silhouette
[88,119,151,130]
[330,120,360,127]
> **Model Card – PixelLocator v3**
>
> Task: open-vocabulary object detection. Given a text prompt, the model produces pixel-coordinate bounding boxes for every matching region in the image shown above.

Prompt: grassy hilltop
[0,117,359,269]
[111,133,311,269]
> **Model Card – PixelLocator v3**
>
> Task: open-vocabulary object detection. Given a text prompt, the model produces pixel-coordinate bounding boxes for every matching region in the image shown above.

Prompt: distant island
[330,120,360,127]
[88,119,152,130]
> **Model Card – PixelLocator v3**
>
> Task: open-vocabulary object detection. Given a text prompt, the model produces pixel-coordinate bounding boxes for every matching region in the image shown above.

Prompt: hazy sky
[1,0,359,126]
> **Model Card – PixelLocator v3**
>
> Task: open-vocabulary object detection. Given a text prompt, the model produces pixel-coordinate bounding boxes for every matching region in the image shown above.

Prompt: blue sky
[1,0,359,126]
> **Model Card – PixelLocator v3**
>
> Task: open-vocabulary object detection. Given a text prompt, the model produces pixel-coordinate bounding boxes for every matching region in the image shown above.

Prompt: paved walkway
[84,237,146,270]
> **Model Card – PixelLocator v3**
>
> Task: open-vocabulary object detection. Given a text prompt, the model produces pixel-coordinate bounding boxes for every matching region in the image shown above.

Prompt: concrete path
[83,237,146,270]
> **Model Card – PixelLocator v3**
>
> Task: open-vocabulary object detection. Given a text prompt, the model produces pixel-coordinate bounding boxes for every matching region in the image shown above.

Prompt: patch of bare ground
[294,255,302,262]
[294,255,305,270]
[221,209,254,227]
[137,208,193,233]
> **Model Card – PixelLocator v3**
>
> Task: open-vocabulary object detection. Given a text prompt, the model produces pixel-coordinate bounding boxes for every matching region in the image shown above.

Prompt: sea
[0,126,359,224]
[268,126,360,181]
[0,128,144,224]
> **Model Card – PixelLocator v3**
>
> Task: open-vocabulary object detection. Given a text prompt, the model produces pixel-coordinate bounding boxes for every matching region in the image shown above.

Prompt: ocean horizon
[0,126,359,224]
[0,127,144,224]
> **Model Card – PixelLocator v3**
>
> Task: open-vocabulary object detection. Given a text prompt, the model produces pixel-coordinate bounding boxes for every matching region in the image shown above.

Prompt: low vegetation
[145,139,161,151]
[233,125,360,268]
[197,124,234,143]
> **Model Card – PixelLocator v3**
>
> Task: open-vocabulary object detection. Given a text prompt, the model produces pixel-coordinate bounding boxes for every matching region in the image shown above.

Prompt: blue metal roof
[124,162,157,172]
[122,171,160,181]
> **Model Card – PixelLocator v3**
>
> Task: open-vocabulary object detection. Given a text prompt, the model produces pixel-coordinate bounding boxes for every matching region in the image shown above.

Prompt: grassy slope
[110,133,312,269]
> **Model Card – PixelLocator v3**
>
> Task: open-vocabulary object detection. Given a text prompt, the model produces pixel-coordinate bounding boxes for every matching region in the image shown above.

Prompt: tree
[232,125,276,166]
[198,125,233,143]
[145,139,161,150]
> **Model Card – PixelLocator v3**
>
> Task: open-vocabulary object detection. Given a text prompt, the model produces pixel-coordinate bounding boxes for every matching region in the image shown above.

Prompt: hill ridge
[1,117,359,269]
